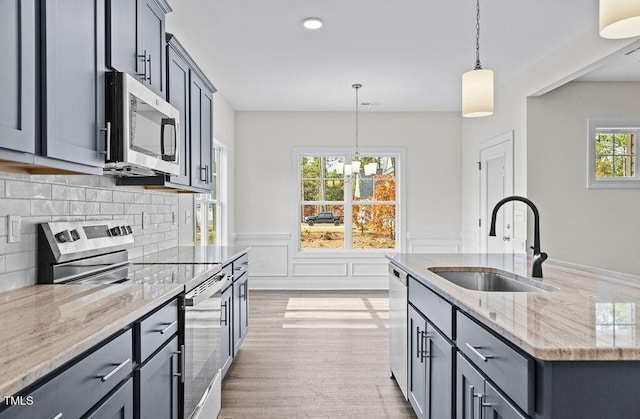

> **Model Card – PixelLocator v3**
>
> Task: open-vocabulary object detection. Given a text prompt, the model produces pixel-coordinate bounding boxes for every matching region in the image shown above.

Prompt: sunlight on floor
[283,297,389,329]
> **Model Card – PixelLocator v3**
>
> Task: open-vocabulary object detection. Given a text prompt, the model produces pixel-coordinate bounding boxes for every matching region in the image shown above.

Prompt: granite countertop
[131,246,249,265]
[0,283,183,397]
[387,253,640,361]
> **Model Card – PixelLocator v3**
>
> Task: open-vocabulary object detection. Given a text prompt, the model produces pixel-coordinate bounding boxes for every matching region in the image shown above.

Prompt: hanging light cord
[475,0,482,70]
[352,83,362,158]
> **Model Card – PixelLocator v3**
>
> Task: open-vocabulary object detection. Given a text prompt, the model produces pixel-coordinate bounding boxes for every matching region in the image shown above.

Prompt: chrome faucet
[489,196,548,278]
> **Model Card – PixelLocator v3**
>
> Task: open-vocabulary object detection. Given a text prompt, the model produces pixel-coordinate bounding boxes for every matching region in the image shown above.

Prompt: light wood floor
[220,290,415,419]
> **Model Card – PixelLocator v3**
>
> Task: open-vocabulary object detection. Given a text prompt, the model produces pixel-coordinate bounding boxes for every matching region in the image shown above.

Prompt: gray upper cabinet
[41,0,106,169]
[137,0,167,97]
[106,0,138,75]
[107,0,170,97]
[0,0,35,156]
[190,72,214,191]
[166,36,191,186]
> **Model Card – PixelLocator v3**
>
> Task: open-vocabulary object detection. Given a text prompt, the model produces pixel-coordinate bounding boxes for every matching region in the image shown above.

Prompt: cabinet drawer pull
[466,343,494,362]
[159,320,178,335]
[52,414,63,419]
[146,54,152,83]
[101,358,131,382]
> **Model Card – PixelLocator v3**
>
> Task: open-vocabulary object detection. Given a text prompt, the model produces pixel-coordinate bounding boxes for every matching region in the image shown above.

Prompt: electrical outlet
[8,215,21,243]
[185,210,191,225]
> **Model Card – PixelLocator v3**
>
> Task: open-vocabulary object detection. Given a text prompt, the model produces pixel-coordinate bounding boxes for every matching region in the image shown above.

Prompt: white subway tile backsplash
[0,199,31,217]
[86,189,113,202]
[5,251,36,272]
[6,180,52,199]
[52,184,86,201]
[31,200,70,216]
[0,173,179,290]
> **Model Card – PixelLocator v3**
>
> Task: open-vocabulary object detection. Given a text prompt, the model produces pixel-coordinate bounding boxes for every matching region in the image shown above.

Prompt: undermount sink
[428,268,555,293]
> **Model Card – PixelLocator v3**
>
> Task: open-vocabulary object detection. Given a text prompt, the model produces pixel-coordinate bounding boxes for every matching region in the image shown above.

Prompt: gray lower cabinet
[136,336,180,419]
[40,0,106,170]
[233,272,249,356]
[0,330,133,419]
[0,298,181,419]
[221,283,233,376]
[408,304,454,419]
[457,353,525,419]
[0,0,35,155]
[85,378,134,419]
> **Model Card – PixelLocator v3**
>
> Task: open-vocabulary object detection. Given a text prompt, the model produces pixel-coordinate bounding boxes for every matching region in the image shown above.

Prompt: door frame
[478,131,514,253]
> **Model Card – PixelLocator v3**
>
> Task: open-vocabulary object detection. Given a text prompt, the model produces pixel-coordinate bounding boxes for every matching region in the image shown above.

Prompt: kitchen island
[388,253,640,419]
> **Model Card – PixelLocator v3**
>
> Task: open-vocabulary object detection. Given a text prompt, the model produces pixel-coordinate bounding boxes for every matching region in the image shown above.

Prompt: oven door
[183,274,224,419]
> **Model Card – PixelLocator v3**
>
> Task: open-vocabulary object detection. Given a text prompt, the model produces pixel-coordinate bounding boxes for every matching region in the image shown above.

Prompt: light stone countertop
[0,283,183,397]
[387,253,640,361]
[130,246,249,265]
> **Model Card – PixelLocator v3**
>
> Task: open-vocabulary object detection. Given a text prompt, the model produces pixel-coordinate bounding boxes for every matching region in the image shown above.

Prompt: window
[588,121,640,188]
[297,149,400,251]
[195,145,223,245]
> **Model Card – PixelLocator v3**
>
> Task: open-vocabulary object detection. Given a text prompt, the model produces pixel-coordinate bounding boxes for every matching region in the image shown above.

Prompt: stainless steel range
[38,220,226,419]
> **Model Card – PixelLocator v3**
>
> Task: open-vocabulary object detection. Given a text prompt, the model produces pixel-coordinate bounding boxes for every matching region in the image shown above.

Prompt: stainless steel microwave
[104,72,180,176]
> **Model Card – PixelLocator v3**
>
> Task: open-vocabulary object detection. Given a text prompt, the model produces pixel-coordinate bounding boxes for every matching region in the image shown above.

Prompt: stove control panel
[40,220,135,262]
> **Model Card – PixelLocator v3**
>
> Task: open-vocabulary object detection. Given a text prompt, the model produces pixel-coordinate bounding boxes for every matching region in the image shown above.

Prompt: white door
[479,132,514,253]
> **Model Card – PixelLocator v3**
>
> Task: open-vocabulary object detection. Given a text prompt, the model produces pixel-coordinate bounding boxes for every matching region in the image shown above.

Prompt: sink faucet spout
[489,196,548,278]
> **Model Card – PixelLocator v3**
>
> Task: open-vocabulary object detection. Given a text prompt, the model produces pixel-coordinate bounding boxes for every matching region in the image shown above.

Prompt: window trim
[293,146,405,257]
[587,120,640,189]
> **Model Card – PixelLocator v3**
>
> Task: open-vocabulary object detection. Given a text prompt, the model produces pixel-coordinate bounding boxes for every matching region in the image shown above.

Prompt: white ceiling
[167,0,600,112]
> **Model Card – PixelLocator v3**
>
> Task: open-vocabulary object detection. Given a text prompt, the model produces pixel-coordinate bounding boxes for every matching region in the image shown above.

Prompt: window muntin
[195,144,222,245]
[588,121,640,188]
[298,153,398,251]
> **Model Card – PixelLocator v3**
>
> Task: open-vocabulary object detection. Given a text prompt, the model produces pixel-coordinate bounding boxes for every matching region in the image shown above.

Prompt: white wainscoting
[232,230,462,290]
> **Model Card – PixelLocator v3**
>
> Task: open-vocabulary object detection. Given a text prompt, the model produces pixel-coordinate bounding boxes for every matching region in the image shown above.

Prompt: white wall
[461,28,639,255]
[528,81,640,275]
[235,111,462,289]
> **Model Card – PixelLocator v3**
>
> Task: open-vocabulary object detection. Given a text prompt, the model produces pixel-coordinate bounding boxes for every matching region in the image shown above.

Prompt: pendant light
[599,0,640,39]
[462,0,494,118]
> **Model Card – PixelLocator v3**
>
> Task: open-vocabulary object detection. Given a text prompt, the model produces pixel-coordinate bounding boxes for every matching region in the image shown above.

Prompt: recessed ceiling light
[302,17,324,30]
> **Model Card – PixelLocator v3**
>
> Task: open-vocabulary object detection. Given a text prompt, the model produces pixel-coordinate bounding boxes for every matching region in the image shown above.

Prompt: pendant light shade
[599,0,640,39]
[462,68,494,118]
[462,0,494,118]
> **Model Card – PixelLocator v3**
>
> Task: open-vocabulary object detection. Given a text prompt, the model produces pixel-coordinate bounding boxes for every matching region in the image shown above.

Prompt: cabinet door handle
[52,414,63,419]
[172,344,186,383]
[221,301,228,325]
[479,394,493,419]
[159,320,178,335]
[101,358,131,382]
[243,282,248,302]
[146,54,152,83]
[138,50,148,80]
[99,122,111,160]
[421,335,431,362]
[468,385,475,419]
[466,343,494,363]
[200,166,207,182]
[415,327,422,361]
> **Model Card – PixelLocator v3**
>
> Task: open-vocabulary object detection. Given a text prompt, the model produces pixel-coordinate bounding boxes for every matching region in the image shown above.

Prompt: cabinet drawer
[0,329,133,419]
[408,276,454,339]
[233,253,249,280]
[456,311,534,415]
[136,299,179,363]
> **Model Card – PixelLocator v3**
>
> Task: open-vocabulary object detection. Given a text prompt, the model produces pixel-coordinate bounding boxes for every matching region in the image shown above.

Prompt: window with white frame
[297,150,399,251]
[588,121,640,188]
[195,145,222,245]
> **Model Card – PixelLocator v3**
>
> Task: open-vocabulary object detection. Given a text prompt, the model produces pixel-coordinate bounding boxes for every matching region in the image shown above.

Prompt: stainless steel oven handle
[184,273,226,306]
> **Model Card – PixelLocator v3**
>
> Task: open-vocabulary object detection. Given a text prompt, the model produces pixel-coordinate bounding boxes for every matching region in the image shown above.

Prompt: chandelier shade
[462,68,494,118]
[599,0,640,39]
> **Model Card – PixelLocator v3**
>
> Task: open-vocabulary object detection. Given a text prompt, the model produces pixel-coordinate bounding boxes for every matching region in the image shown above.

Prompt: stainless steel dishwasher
[389,263,408,399]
